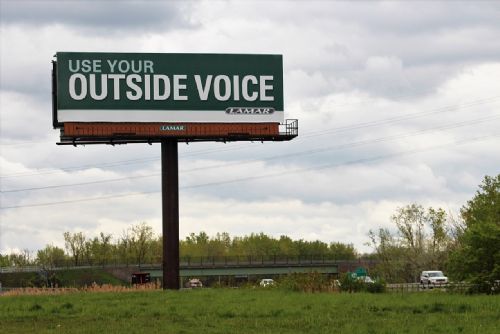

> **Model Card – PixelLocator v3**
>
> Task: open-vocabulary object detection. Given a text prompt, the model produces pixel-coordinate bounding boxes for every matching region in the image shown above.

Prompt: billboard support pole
[161,139,180,290]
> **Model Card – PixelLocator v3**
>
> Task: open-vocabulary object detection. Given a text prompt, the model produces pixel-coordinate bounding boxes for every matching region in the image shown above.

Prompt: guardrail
[0,257,376,273]
[179,255,372,267]
[0,266,41,273]
[386,282,473,293]
[0,264,141,274]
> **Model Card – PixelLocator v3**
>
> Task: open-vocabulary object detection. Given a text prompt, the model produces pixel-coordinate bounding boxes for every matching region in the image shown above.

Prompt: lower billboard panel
[62,122,279,139]
[58,120,298,145]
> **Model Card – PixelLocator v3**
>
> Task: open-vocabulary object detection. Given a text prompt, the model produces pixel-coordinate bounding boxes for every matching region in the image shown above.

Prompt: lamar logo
[160,125,185,131]
[226,107,275,115]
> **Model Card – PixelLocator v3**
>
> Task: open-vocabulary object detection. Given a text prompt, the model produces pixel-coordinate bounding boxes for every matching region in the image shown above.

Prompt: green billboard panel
[55,52,284,123]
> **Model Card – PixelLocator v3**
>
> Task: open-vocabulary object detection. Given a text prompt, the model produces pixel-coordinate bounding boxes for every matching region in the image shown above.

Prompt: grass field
[1,289,499,333]
[0,268,125,288]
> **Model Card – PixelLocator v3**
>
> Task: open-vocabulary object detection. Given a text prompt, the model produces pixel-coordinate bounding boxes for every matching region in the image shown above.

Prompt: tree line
[0,227,357,268]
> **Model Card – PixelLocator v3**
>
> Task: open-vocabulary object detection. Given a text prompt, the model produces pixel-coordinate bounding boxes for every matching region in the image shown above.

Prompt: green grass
[0,268,125,288]
[0,289,499,333]
[54,268,124,286]
[0,271,37,287]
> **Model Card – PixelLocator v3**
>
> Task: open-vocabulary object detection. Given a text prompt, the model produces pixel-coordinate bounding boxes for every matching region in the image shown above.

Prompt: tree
[150,236,163,263]
[182,232,210,258]
[448,175,500,292]
[63,232,86,266]
[36,245,66,268]
[368,204,455,283]
[118,229,133,266]
[277,235,298,257]
[368,228,406,282]
[82,239,94,266]
[95,232,112,266]
[9,249,34,267]
[391,204,427,281]
[129,222,154,266]
[0,253,10,267]
[329,242,357,260]
[427,207,451,268]
[36,245,66,287]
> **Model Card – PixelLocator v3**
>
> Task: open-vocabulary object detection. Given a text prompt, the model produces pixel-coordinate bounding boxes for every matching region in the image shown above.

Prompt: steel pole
[161,139,180,290]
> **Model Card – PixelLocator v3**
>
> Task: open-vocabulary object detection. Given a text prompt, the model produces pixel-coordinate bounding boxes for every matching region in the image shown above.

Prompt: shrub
[339,273,365,293]
[338,274,386,293]
[366,280,386,293]
[278,272,332,292]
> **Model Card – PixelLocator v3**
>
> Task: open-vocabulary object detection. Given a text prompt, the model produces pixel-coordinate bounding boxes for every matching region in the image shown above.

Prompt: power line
[1,133,498,210]
[0,174,159,193]
[0,191,158,209]
[0,139,53,147]
[300,96,500,138]
[305,89,434,109]
[1,114,498,193]
[181,134,500,190]
[2,95,499,179]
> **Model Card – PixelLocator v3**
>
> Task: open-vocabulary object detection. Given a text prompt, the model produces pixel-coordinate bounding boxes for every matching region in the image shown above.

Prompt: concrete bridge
[139,257,377,283]
[1,256,376,283]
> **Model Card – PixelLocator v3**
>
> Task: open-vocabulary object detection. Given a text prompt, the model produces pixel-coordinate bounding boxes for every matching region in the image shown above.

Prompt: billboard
[54,52,284,124]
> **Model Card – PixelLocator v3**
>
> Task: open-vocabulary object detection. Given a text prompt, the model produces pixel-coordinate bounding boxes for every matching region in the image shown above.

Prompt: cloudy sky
[1,0,499,255]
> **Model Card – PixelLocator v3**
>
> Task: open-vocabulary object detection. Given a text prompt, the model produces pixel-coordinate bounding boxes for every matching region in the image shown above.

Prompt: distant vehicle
[259,279,275,287]
[492,280,500,292]
[420,271,448,287]
[185,278,203,288]
[131,272,151,285]
[357,276,375,284]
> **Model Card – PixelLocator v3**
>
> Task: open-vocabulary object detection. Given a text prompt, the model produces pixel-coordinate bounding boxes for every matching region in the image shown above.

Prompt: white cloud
[0,0,195,31]
[1,1,500,255]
